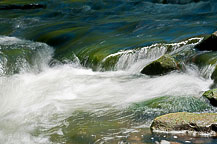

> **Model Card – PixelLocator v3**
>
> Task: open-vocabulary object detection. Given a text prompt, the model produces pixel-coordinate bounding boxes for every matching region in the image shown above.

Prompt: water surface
[0,0,217,143]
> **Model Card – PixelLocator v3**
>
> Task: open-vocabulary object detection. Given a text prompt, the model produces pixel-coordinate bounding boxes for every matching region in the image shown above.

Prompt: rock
[141,54,179,75]
[128,96,212,126]
[0,4,46,10]
[151,112,217,136]
[195,31,217,51]
[202,89,217,106]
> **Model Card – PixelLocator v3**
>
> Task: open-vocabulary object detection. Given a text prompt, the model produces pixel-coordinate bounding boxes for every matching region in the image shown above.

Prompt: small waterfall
[0,36,215,144]
[0,0,217,143]
[200,63,217,79]
[101,37,202,73]
[0,36,54,75]
[191,51,217,81]
[114,44,167,71]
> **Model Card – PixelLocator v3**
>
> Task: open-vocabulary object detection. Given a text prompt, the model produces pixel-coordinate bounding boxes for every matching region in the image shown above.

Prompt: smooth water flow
[0,0,217,143]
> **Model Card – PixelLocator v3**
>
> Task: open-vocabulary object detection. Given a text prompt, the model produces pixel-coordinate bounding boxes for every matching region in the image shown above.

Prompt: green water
[0,0,217,143]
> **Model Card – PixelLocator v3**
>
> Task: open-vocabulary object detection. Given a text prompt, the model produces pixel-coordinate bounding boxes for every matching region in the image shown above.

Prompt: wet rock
[202,89,217,106]
[0,4,46,10]
[195,31,217,51]
[141,54,179,75]
[151,112,217,136]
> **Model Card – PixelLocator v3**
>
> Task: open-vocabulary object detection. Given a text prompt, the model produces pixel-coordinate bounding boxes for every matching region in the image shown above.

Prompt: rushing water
[0,36,216,144]
[0,0,217,144]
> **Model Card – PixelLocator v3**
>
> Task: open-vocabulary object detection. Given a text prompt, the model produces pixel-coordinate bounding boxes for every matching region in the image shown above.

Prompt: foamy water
[0,36,215,143]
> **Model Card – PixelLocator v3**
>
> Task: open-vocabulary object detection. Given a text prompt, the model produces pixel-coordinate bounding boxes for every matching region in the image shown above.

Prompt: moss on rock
[128,96,213,123]
[203,89,217,106]
[151,112,217,136]
[141,54,179,75]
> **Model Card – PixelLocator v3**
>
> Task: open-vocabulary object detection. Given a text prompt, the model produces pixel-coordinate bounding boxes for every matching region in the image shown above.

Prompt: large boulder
[203,89,217,106]
[141,54,179,75]
[151,112,217,136]
[195,31,217,51]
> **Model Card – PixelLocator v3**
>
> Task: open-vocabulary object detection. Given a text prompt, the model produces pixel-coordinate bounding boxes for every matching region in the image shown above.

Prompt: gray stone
[151,112,217,136]
[203,89,217,106]
[141,54,179,75]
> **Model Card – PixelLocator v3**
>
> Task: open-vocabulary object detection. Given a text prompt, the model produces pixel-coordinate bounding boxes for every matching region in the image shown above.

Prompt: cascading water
[101,37,203,72]
[0,36,53,75]
[0,0,217,143]
[0,36,216,144]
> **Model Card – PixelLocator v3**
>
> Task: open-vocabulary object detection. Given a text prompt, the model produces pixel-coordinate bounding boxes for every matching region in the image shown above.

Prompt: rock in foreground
[195,31,217,51]
[151,112,217,136]
[141,54,179,75]
[203,89,217,106]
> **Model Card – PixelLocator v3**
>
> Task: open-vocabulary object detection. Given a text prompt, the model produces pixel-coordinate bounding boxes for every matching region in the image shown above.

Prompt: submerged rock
[141,54,179,75]
[151,112,217,136]
[203,89,217,106]
[195,31,217,51]
[129,96,212,123]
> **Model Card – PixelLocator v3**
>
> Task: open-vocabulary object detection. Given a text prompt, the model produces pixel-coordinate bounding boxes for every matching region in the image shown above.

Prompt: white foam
[0,36,212,144]
[101,37,203,72]
[0,36,22,45]
[0,62,213,143]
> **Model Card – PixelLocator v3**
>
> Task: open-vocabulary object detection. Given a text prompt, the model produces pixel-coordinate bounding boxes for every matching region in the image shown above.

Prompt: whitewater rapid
[0,36,214,143]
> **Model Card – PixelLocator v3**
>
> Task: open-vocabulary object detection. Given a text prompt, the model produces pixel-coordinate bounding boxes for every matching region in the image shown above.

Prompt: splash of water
[0,36,215,143]
[101,37,202,73]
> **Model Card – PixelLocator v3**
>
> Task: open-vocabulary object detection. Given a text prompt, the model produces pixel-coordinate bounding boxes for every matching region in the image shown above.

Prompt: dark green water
[0,0,217,143]
[0,0,217,67]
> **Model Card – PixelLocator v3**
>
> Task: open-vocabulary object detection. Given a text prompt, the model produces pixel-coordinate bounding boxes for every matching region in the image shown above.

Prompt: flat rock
[195,31,217,51]
[151,112,217,136]
[203,89,217,106]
